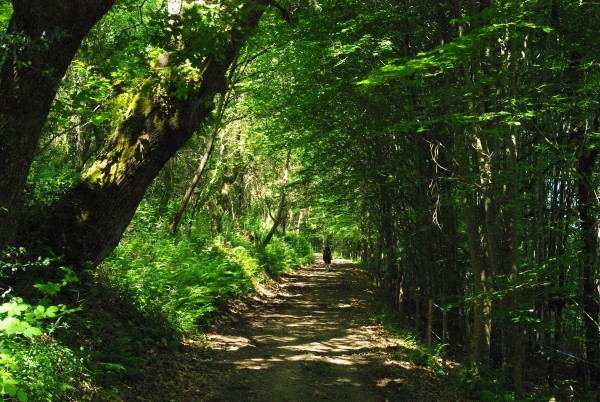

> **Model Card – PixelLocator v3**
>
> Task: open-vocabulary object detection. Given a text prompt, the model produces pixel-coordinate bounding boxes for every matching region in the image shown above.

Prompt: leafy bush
[261,237,294,276]
[0,272,89,401]
[103,232,265,333]
[261,235,314,277]
[285,234,315,266]
[102,226,316,335]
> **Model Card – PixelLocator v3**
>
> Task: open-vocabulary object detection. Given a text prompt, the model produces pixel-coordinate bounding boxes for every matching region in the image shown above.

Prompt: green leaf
[0,382,17,397]
[45,306,59,318]
[90,111,112,126]
[33,282,61,296]
[0,3,12,24]
[23,326,43,339]
[16,389,27,402]
[0,317,29,335]
[0,299,29,316]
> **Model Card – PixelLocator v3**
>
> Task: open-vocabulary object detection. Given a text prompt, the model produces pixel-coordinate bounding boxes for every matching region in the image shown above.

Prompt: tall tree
[0,0,116,249]
[10,0,276,269]
[576,127,600,385]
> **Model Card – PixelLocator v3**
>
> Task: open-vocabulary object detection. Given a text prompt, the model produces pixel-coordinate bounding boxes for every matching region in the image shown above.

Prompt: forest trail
[126,257,468,401]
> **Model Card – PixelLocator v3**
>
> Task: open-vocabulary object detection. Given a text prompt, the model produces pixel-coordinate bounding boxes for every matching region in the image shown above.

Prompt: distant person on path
[323,245,332,271]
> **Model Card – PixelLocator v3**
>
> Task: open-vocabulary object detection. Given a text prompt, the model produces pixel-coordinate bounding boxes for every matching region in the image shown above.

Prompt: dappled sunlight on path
[126,256,469,401]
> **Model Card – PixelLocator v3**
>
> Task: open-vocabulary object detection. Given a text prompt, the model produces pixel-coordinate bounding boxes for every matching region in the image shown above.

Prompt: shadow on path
[126,256,469,401]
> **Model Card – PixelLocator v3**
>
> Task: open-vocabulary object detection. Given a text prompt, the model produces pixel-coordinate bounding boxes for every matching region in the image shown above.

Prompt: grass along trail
[125,256,469,401]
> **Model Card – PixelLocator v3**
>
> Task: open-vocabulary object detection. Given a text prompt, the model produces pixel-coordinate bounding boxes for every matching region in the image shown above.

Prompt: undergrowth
[261,235,314,277]
[373,306,449,375]
[372,304,598,401]
[0,254,100,401]
[0,221,314,399]
[372,305,475,400]
[103,230,312,333]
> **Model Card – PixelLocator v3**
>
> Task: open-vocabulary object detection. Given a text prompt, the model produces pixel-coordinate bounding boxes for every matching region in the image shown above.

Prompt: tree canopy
[0,0,599,399]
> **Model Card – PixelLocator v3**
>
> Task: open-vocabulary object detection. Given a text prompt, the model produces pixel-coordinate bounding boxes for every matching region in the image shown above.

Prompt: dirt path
[126,257,468,401]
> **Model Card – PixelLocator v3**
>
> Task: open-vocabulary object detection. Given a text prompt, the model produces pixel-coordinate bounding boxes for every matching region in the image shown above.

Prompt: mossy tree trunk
[19,1,269,269]
[0,0,116,250]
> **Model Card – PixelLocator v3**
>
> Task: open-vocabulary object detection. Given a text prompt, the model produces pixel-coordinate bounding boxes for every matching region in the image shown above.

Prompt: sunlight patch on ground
[284,341,331,353]
[285,319,321,327]
[254,283,278,298]
[229,352,354,366]
[253,313,297,320]
[208,334,255,351]
[286,353,317,361]
[286,281,315,288]
[276,330,376,356]
[252,335,298,344]
[384,359,414,369]
[376,378,404,387]
[335,377,363,386]
[323,356,355,366]
[233,356,285,370]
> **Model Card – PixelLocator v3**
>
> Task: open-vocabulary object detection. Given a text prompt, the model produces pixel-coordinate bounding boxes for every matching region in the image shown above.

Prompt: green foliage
[374,306,448,372]
[0,288,88,400]
[285,234,315,266]
[170,2,233,65]
[261,235,314,277]
[458,366,516,402]
[0,0,11,29]
[103,220,310,333]
[0,311,87,401]
[0,250,101,401]
[23,155,79,209]
[6,0,599,398]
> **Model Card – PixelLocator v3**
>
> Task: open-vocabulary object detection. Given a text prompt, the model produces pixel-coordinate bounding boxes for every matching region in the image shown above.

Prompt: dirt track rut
[127,257,468,401]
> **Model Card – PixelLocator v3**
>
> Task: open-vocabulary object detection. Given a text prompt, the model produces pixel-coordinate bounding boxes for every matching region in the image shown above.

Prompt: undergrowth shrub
[261,237,295,276]
[102,227,315,332]
[285,234,314,266]
[373,305,449,374]
[261,235,314,276]
[103,232,264,333]
[0,310,88,401]
[0,258,92,401]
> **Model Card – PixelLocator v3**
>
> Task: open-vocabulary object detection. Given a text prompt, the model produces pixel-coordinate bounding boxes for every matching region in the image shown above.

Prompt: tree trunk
[503,131,524,399]
[577,132,600,386]
[0,0,116,249]
[414,132,436,302]
[18,1,269,269]
[457,132,491,366]
[168,128,218,233]
[168,90,228,233]
[262,148,291,248]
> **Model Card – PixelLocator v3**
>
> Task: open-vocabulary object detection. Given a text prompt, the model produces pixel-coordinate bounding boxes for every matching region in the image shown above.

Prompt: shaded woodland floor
[125,257,469,401]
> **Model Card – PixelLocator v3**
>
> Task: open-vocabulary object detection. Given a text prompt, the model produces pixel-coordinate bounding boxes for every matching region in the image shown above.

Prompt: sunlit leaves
[0,296,84,400]
[0,0,11,27]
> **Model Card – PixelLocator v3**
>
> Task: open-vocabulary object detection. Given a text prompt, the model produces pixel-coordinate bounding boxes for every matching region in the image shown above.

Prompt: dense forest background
[0,0,598,400]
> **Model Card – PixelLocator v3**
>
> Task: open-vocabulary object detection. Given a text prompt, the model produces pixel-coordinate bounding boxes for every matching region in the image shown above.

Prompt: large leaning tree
[0,0,289,273]
[0,0,117,250]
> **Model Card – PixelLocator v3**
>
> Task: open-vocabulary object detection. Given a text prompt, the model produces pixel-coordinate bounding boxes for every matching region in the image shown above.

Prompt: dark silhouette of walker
[323,245,332,271]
